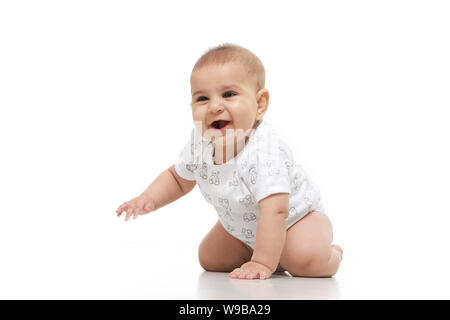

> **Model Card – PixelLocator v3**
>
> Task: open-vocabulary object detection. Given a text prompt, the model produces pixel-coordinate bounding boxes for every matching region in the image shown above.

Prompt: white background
[1,0,449,299]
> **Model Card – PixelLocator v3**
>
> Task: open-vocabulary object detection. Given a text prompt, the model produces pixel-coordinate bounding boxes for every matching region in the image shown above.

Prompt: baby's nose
[209,99,224,112]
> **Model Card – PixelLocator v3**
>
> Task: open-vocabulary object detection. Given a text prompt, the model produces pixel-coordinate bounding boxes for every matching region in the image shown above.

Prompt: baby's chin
[207,134,249,148]
[203,126,249,143]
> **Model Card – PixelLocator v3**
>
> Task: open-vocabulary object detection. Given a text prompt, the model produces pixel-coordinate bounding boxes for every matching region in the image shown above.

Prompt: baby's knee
[198,241,223,272]
[198,253,215,272]
[281,244,332,275]
[198,241,213,271]
[198,257,215,272]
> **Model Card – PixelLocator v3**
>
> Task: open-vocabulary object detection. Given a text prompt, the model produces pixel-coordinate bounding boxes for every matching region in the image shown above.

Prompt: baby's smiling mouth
[209,120,231,130]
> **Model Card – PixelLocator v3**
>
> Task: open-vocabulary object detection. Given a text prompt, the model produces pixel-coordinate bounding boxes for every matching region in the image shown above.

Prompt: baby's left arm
[230,193,289,279]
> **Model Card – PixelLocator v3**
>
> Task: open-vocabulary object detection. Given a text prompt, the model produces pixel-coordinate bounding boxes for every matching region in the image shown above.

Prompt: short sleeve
[243,144,291,203]
[174,130,197,181]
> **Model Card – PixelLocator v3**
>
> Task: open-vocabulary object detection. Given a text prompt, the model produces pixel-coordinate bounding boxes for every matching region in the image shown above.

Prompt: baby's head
[190,43,269,146]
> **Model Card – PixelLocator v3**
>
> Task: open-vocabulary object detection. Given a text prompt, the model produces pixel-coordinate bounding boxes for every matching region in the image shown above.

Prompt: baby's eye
[196,96,208,102]
[223,91,236,98]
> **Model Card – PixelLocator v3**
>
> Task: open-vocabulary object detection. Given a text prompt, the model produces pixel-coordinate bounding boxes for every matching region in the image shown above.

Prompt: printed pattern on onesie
[174,120,324,249]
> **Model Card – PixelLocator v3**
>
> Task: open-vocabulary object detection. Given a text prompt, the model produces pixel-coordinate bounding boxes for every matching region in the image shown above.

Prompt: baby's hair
[192,43,266,93]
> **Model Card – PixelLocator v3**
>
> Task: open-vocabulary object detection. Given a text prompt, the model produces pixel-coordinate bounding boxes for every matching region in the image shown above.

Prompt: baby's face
[190,61,268,146]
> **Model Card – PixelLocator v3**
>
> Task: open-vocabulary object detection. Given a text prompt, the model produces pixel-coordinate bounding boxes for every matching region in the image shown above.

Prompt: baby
[116,43,343,280]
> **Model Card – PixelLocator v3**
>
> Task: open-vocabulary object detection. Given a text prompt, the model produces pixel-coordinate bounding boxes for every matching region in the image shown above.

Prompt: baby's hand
[229,261,273,280]
[116,194,155,221]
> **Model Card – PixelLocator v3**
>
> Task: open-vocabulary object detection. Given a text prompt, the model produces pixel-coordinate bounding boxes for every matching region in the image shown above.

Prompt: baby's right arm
[116,165,196,221]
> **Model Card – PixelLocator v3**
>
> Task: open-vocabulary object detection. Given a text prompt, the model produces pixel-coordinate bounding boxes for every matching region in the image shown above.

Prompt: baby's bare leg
[198,221,253,272]
[280,211,343,277]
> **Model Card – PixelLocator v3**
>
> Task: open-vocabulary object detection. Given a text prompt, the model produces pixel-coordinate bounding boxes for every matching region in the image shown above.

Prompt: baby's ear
[256,88,269,118]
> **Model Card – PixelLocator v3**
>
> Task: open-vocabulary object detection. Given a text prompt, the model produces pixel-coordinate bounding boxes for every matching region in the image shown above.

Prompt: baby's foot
[331,244,343,261]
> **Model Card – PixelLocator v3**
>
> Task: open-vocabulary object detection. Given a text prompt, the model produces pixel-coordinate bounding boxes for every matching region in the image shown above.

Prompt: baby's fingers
[125,208,135,221]
[116,202,129,216]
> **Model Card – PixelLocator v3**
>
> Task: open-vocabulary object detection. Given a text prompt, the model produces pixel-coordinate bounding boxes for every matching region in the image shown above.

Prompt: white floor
[2,240,449,300]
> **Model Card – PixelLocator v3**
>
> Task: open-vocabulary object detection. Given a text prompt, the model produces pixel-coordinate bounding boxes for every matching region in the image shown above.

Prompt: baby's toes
[332,244,343,260]
[246,273,256,280]
[229,268,240,278]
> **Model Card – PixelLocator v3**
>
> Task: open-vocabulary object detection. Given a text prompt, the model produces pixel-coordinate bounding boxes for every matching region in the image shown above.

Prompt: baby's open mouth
[210,120,231,130]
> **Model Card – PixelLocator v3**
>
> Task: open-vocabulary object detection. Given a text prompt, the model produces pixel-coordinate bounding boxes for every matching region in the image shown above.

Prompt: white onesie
[174,120,325,249]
